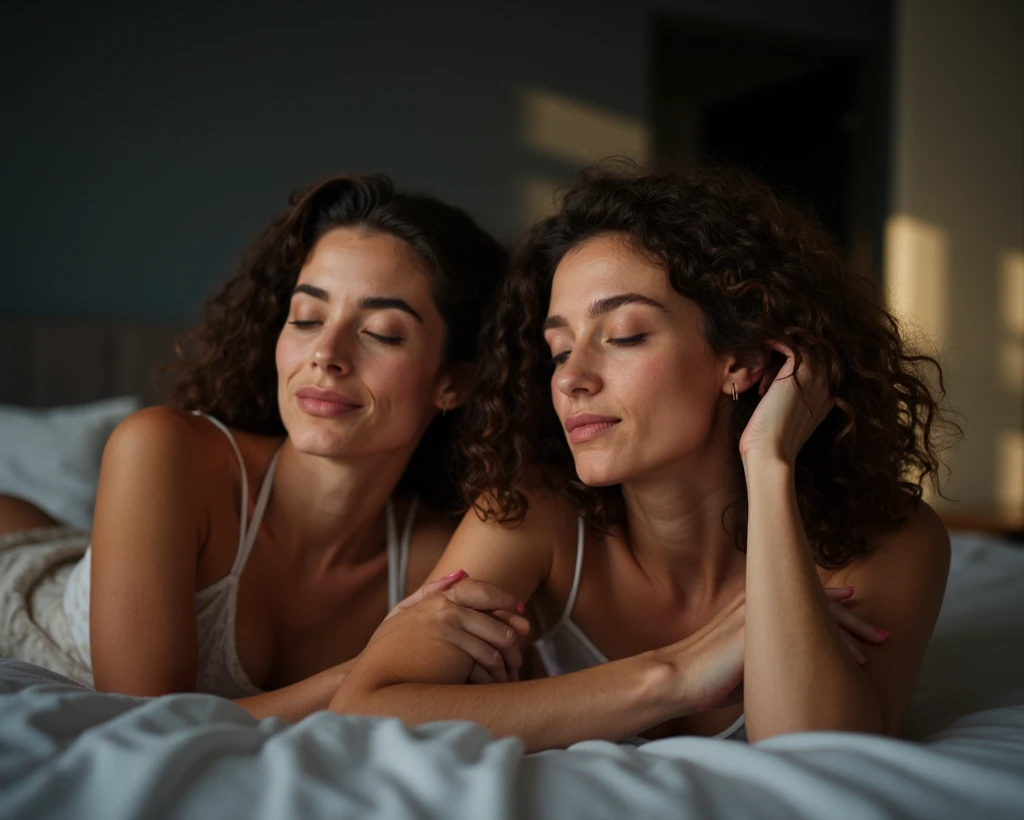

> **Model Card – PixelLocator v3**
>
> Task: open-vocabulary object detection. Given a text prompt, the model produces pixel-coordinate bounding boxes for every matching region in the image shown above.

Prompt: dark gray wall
[1,0,887,322]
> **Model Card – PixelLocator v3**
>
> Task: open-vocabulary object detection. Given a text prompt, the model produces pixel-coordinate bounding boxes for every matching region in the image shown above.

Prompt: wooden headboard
[0,318,191,407]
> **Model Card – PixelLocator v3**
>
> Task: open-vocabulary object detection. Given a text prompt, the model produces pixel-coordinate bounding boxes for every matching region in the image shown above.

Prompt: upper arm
[423,492,565,605]
[90,408,206,696]
[830,501,951,734]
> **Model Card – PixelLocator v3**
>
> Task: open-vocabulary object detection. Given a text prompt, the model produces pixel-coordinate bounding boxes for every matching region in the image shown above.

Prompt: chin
[572,452,627,487]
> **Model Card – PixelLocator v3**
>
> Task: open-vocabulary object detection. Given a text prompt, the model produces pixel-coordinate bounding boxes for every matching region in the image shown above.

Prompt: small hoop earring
[731,383,738,402]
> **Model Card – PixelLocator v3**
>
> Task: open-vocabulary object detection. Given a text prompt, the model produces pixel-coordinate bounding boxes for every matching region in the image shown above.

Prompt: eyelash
[287,321,404,346]
[550,334,648,366]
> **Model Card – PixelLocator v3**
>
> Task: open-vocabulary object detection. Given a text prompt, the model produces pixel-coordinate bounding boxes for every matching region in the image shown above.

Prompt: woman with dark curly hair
[0,174,530,720]
[330,164,955,750]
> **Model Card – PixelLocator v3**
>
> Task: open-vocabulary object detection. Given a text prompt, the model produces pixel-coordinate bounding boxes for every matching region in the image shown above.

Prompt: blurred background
[1,0,1021,533]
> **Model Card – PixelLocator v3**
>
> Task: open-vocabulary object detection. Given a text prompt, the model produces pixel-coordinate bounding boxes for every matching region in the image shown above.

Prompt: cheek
[275,333,303,377]
[618,352,718,432]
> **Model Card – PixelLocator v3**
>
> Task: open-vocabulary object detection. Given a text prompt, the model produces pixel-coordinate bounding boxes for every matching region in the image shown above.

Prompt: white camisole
[532,517,747,743]
[61,412,417,698]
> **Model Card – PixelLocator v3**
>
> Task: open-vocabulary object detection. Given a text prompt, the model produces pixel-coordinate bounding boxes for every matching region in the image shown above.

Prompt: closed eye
[363,330,404,345]
[551,350,571,366]
[288,320,321,329]
[608,333,647,346]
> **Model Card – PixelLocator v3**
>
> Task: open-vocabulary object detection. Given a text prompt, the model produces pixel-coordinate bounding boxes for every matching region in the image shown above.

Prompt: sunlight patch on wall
[520,87,648,167]
[1001,250,1024,335]
[1000,249,1024,394]
[883,214,949,350]
[997,430,1024,518]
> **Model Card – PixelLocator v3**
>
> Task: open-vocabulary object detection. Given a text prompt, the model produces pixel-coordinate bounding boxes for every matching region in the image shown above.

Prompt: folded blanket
[0,526,93,687]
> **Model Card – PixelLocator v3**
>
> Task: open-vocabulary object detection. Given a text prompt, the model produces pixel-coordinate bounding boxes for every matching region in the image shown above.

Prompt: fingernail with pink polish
[875,628,889,639]
[516,601,525,614]
[444,569,467,581]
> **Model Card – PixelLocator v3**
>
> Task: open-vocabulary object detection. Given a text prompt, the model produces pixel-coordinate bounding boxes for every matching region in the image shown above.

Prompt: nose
[311,329,353,375]
[556,349,602,398]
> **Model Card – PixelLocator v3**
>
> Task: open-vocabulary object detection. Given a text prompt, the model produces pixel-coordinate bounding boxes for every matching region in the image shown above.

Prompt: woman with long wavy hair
[330,164,956,749]
[0,174,530,720]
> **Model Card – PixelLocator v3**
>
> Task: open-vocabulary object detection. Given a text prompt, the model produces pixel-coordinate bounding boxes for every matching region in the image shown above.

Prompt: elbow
[746,703,887,744]
[328,676,387,716]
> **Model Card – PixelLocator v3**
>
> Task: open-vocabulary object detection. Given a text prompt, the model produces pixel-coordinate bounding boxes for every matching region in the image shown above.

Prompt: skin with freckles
[545,237,730,489]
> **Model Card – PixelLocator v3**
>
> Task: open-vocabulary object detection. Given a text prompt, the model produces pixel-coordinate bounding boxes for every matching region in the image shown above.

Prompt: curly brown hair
[164,173,507,512]
[460,163,956,568]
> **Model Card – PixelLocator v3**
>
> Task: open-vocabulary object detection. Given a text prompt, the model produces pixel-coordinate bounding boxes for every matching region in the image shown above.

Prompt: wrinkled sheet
[2,532,1023,820]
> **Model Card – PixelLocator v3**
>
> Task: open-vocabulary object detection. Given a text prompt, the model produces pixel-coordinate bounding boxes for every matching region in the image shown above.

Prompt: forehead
[298,227,432,295]
[549,234,671,308]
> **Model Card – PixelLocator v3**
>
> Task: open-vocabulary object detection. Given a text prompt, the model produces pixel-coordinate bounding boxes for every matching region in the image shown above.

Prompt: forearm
[742,457,884,740]
[330,648,678,753]
[234,661,353,722]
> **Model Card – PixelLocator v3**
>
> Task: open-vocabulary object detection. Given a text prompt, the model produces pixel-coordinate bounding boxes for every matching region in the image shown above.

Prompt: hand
[379,571,531,684]
[658,586,887,714]
[738,341,835,465]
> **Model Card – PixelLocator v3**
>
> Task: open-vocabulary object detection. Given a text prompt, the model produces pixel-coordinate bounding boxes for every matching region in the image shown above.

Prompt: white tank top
[532,517,747,743]
[61,412,417,698]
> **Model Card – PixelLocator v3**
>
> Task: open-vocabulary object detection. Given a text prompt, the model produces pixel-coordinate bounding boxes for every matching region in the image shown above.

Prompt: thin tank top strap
[386,499,399,608]
[386,497,419,608]
[553,516,586,628]
[192,411,249,558]
[235,445,283,575]
[398,496,418,603]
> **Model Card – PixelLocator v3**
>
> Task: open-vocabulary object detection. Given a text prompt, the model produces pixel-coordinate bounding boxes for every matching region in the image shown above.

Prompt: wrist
[642,647,697,721]
[741,449,795,481]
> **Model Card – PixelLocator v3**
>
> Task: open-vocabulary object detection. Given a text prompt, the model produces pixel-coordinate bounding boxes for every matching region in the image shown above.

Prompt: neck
[619,411,746,605]
[261,438,414,573]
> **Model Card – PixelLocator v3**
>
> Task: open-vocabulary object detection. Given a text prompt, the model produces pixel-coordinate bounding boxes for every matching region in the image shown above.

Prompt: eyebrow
[292,285,423,324]
[542,292,668,331]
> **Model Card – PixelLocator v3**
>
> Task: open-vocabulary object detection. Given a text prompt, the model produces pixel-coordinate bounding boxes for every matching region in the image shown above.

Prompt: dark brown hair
[165,173,507,512]
[460,164,955,567]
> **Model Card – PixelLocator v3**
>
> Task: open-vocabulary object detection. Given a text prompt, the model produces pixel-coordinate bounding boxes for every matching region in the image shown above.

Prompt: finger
[468,663,497,685]
[448,632,509,682]
[489,609,532,639]
[394,569,468,612]
[449,607,521,655]
[445,579,524,616]
[840,631,866,665]
[823,586,855,601]
[829,600,889,644]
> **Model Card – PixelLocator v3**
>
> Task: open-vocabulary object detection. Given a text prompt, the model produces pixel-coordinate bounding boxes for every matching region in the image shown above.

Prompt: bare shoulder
[825,498,950,591]
[103,407,208,470]
[463,477,578,553]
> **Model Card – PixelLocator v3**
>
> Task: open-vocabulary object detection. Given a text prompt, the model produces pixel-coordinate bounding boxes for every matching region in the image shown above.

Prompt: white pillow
[0,396,142,530]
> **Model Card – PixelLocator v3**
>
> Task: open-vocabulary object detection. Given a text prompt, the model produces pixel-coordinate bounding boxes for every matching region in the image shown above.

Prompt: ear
[432,362,475,413]
[720,349,768,401]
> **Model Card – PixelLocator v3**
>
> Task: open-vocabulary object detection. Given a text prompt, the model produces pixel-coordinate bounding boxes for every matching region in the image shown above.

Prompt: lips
[564,413,620,444]
[295,386,362,418]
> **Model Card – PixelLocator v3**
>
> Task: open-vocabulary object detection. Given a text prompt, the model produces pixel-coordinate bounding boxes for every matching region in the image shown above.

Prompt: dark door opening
[652,19,890,282]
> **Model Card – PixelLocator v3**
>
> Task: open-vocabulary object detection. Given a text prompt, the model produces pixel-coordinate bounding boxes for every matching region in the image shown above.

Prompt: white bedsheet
[2,532,1023,820]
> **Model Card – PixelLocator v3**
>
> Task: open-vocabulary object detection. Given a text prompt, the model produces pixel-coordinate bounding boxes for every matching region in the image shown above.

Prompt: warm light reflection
[1001,249,1024,335]
[1000,342,1024,393]
[883,213,949,348]
[520,87,648,167]
[997,431,1024,519]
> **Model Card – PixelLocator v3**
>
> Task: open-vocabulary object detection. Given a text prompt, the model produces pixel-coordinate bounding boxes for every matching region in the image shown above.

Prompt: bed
[1,319,1023,819]
[0,532,1021,819]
